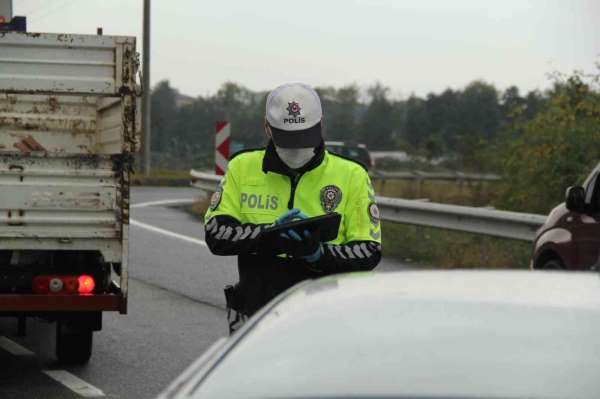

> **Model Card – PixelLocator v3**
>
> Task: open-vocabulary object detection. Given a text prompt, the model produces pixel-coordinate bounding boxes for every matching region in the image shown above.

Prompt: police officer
[204,82,382,331]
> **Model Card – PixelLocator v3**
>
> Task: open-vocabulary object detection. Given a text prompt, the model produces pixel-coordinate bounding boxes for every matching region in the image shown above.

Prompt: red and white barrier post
[215,121,230,176]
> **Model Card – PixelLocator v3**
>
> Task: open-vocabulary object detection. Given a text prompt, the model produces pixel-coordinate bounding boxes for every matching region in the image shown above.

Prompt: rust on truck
[13,135,47,154]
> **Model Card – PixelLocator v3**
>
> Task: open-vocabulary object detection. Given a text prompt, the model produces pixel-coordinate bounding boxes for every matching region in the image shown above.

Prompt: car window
[325,145,343,154]
[343,148,360,158]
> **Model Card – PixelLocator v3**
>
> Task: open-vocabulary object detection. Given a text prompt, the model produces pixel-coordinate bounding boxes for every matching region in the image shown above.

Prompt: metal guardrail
[189,170,546,242]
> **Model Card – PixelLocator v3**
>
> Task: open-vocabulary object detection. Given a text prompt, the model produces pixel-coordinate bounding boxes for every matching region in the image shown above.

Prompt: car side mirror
[565,186,585,213]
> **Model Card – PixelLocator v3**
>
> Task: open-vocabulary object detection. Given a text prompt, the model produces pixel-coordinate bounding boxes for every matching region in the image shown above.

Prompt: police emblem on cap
[368,202,380,225]
[320,185,342,213]
[286,101,301,117]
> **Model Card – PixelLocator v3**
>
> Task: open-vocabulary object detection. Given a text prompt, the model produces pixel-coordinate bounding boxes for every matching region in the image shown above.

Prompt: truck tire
[56,322,93,365]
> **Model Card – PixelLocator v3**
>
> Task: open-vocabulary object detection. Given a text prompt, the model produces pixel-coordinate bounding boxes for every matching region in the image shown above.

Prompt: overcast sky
[13,0,600,98]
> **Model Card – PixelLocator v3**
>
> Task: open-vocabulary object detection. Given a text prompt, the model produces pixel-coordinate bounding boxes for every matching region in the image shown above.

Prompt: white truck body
[0,31,138,314]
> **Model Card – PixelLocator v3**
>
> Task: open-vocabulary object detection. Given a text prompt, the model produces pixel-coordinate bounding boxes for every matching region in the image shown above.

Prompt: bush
[499,70,600,213]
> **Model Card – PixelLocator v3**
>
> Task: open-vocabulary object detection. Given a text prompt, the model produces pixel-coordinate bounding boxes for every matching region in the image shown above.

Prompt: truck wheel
[541,258,564,270]
[56,322,93,365]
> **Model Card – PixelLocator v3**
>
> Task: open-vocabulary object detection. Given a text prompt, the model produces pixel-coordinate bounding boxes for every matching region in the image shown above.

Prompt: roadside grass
[373,178,503,207]
[131,170,190,186]
[381,223,531,269]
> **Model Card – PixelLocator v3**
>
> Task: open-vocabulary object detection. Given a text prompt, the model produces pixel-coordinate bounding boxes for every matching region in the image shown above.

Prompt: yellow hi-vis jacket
[204,141,382,315]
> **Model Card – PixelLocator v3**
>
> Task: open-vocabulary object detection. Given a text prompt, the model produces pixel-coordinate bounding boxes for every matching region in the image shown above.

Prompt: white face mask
[275,146,315,169]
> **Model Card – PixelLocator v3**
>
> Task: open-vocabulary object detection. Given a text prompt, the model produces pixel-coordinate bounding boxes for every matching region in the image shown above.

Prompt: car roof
[173,271,600,399]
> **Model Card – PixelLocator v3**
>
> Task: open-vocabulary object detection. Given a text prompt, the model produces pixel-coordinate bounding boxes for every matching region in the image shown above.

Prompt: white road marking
[0,336,34,356]
[130,218,207,247]
[43,370,105,397]
[131,198,196,209]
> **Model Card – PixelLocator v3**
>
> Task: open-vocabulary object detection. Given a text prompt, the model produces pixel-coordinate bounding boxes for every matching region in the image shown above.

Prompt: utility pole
[142,0,151,176]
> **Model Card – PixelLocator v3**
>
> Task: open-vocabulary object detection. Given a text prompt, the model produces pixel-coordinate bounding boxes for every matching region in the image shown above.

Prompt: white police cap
[265,82,322,148]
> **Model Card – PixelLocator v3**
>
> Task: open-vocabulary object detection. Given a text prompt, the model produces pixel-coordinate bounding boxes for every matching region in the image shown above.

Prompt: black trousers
[228,254,322,317]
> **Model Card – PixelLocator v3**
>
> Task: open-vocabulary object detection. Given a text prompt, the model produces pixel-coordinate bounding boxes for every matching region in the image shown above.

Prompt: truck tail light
[32,275,95,295]
[33,276,50,295]
[62,276,78,294]
[77,275,95,294]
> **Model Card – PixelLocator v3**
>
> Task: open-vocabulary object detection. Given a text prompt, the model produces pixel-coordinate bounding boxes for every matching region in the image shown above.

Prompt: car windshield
[342,147,370,164]
[326,144,371,166]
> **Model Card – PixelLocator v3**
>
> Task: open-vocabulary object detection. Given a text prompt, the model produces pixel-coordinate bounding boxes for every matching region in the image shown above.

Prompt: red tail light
[78,275,95,294]
[32,275,95,295]
[33,276,50,295]
[62,276,79,294]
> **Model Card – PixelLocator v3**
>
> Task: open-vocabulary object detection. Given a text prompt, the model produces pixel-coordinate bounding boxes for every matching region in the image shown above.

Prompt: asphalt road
[0,187,407,399]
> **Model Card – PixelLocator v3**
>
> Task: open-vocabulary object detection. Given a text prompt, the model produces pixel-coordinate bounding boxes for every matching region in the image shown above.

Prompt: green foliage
[356,83,397,150]
[146,81,268,172]
[317,85,360,141]
[373,179,502,207]
[150,81,177,150]
[381,223,531,269]
[423,135,445,161]
[499,70,600,213]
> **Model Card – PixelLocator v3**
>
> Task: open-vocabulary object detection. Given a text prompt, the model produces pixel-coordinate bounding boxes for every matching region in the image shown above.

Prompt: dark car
[159,271,600,399]
[324,141,374,169]
[532,162,600,270]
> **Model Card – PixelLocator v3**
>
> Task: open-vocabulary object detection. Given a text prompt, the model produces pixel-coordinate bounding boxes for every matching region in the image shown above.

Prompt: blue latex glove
[274,208,308,225]
[303,233,322,263]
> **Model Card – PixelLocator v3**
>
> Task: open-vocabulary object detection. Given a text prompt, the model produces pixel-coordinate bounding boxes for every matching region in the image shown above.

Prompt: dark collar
[262,140,325,177]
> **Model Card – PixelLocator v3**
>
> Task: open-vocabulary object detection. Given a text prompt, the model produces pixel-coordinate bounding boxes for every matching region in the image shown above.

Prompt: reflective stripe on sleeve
[240,226,253,240]
[360,242,372,257]
[215,225,227,239]
[250,226,262,239]
[222,226,234,240]
[352,244,365,259]
[232,226,244,242]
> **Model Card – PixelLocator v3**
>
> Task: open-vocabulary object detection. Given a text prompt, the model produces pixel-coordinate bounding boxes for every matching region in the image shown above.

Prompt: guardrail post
[416,176,424,198]
[379,177,387,196]
[415,225,425,245]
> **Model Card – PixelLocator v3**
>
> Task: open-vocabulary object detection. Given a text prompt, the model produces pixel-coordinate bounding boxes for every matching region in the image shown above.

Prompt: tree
[402,95,428,148]
[423,135,446,161]
[317,85,360,141]
[150,80,178,150]
[355,83,396,150]
[501,70,600,213]
[450,81,502,168]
